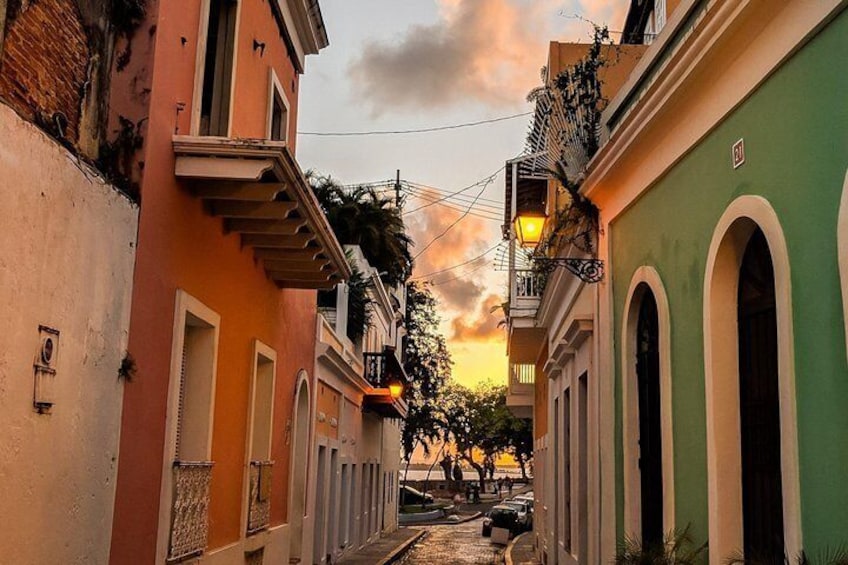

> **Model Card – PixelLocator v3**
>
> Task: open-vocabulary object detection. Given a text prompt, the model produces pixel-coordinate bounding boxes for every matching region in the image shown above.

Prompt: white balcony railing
[514,270,544,299]
[247,460,273,535]
[168,461,213,562]
[511,363,536,386]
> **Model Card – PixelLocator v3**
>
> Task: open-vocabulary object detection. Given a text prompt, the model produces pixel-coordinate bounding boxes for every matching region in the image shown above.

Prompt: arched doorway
[738,228,784,560]
[636,287,663,546]
[703,195,801,562]
[289,375,311,562]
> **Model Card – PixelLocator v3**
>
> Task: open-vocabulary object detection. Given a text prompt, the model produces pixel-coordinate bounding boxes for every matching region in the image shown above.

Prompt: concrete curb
[376,529,428,565]
[504,532,530,565]
[411,511,482,526]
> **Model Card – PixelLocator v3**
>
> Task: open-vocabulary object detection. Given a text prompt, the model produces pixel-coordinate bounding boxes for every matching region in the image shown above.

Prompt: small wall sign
[732,138,745,169]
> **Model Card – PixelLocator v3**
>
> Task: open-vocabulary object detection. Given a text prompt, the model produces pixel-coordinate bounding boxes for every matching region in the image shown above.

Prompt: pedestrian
[465,484,471,502]
[453,493,462,512]
[507,477,513,496]
[497,477,503,496]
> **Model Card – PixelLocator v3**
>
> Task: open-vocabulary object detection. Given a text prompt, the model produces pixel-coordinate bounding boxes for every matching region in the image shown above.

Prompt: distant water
[400,468,525,482]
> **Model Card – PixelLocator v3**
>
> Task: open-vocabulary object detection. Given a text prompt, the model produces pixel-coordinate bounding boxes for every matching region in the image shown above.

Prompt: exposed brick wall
[0,0,90,144]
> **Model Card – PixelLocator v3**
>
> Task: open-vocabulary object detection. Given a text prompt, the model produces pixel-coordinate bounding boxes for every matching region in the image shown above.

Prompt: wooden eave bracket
[172,136,352,288]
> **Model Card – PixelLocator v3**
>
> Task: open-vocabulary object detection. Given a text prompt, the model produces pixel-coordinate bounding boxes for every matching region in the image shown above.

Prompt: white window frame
[155,289,221,564]
[190,0,242,137]
[240,339,278,536]
[267,69,291,142]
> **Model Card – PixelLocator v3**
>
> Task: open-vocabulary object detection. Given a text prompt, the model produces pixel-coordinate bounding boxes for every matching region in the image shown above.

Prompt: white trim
[240,340,278,537]
[155,289,221,565]
[838,169,848,367]
[703,195,801,564]
[621,267,676,541]
[287,369,312,562]
[190,0,213,135]
[266,68,291,141]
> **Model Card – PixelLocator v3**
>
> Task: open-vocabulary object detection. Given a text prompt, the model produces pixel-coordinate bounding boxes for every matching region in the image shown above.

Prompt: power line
[405,181,503,205]
[412,242,504,280]
[412,178,495,260]
[404,191,503,221]
[298,111,533,137]
[430,261,494,286]
[402,186,503,217]
[405,166,504,215]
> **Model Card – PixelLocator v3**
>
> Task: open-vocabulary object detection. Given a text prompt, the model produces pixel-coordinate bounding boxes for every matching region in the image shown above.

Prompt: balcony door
[636,288,663,546]
[738,228,784,560]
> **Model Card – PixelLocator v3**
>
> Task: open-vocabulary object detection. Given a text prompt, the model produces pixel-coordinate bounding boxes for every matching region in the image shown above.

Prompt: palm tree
[309,173,413,286]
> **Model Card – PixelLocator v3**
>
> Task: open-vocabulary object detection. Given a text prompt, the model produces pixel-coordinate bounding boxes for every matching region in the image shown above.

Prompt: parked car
[399,485,434,505]
[482,505,519,537]
[513,494,534,510]
[500,500,532,530]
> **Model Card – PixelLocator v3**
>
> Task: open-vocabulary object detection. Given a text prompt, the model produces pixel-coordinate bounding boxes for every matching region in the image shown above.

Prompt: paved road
[396,517,506,565]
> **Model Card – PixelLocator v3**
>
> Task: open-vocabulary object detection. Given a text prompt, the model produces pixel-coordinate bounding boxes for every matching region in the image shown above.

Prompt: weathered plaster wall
[610,8,848,551]
[0,103,138,564]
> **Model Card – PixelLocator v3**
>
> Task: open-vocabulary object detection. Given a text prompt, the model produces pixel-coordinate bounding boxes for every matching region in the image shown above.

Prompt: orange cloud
[451,293,506,342]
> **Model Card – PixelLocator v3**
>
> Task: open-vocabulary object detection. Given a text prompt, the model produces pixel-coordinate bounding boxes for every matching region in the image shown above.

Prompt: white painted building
[0,103,138,563]
[296,245,408,565]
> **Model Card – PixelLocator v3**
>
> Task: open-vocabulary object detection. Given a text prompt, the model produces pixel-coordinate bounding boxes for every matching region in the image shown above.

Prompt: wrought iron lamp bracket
[533,257,604,284]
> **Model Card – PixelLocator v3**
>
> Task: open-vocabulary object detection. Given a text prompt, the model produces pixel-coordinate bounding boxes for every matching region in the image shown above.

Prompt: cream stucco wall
[0,104,138,564]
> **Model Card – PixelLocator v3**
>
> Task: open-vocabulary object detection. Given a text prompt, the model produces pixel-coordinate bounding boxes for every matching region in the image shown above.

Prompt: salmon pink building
[107,1,350,564]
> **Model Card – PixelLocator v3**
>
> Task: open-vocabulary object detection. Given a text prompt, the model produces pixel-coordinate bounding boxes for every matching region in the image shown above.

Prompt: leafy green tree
[401,282,452,469]
[309,174,413,286]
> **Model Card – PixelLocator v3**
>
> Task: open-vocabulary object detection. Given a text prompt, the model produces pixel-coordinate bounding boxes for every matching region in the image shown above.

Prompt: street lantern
[388,378,404,399]
[514,212,547,247]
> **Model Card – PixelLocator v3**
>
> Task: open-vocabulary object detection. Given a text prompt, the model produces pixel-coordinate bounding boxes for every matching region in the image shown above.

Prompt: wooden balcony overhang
[172,136,351,289]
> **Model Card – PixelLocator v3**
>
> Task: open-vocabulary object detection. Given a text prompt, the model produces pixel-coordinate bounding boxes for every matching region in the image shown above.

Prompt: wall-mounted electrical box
[33,325,59,413]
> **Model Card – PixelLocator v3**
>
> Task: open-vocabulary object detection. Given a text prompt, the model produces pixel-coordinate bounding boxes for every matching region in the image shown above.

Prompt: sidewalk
[337,528,426,565]
[505,532,541,565]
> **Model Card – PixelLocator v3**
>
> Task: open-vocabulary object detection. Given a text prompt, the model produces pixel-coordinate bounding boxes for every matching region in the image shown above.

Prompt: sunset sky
[298,0,628,388]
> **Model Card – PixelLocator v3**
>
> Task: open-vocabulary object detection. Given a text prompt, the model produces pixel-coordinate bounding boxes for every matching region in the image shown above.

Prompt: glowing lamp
[514,213,547,247]
[388,379,404,399]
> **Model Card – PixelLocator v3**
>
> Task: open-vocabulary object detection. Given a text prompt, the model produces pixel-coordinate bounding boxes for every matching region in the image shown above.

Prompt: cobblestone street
[397,518,506,565]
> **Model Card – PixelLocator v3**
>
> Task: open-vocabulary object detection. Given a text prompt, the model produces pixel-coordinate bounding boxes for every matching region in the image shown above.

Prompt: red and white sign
[732,138,745,169]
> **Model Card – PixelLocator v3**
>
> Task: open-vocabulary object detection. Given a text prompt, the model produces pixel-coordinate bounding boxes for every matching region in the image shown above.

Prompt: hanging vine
[525,24,615,264]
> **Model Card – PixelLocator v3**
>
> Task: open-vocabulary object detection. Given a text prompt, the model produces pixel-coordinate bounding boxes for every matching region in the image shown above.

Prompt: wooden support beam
[253,247,325,261]
[191,182,286,201]
[226,218,308,235]
[241,234,315,248]
[262,259,332,272]
[210,200,298,219]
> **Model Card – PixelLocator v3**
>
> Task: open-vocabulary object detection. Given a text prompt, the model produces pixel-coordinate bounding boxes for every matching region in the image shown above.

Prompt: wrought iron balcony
[168,461,213,563]
[362,346,407,389]
[363,346,409,419]
[247,460,273,535]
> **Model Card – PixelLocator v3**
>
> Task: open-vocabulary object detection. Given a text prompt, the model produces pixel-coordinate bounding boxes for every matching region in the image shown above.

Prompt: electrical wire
[411,242,504,280]
[297,111,533,137]
[412,176,496,261]
[404,166,504,215]
[404,192,502,221]
[402,187,503,218]
[405,181,503,205]
[403,186,504,213]
[429,261,494,286]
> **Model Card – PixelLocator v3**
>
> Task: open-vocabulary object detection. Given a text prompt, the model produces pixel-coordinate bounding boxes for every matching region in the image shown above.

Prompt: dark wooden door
[738,229,785,562]
[636,288,663,546]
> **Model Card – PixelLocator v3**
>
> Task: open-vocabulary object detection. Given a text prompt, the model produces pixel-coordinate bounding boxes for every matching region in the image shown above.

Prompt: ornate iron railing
[247,460,273,535]
[363,352,387,388]
[168,461,213,562]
